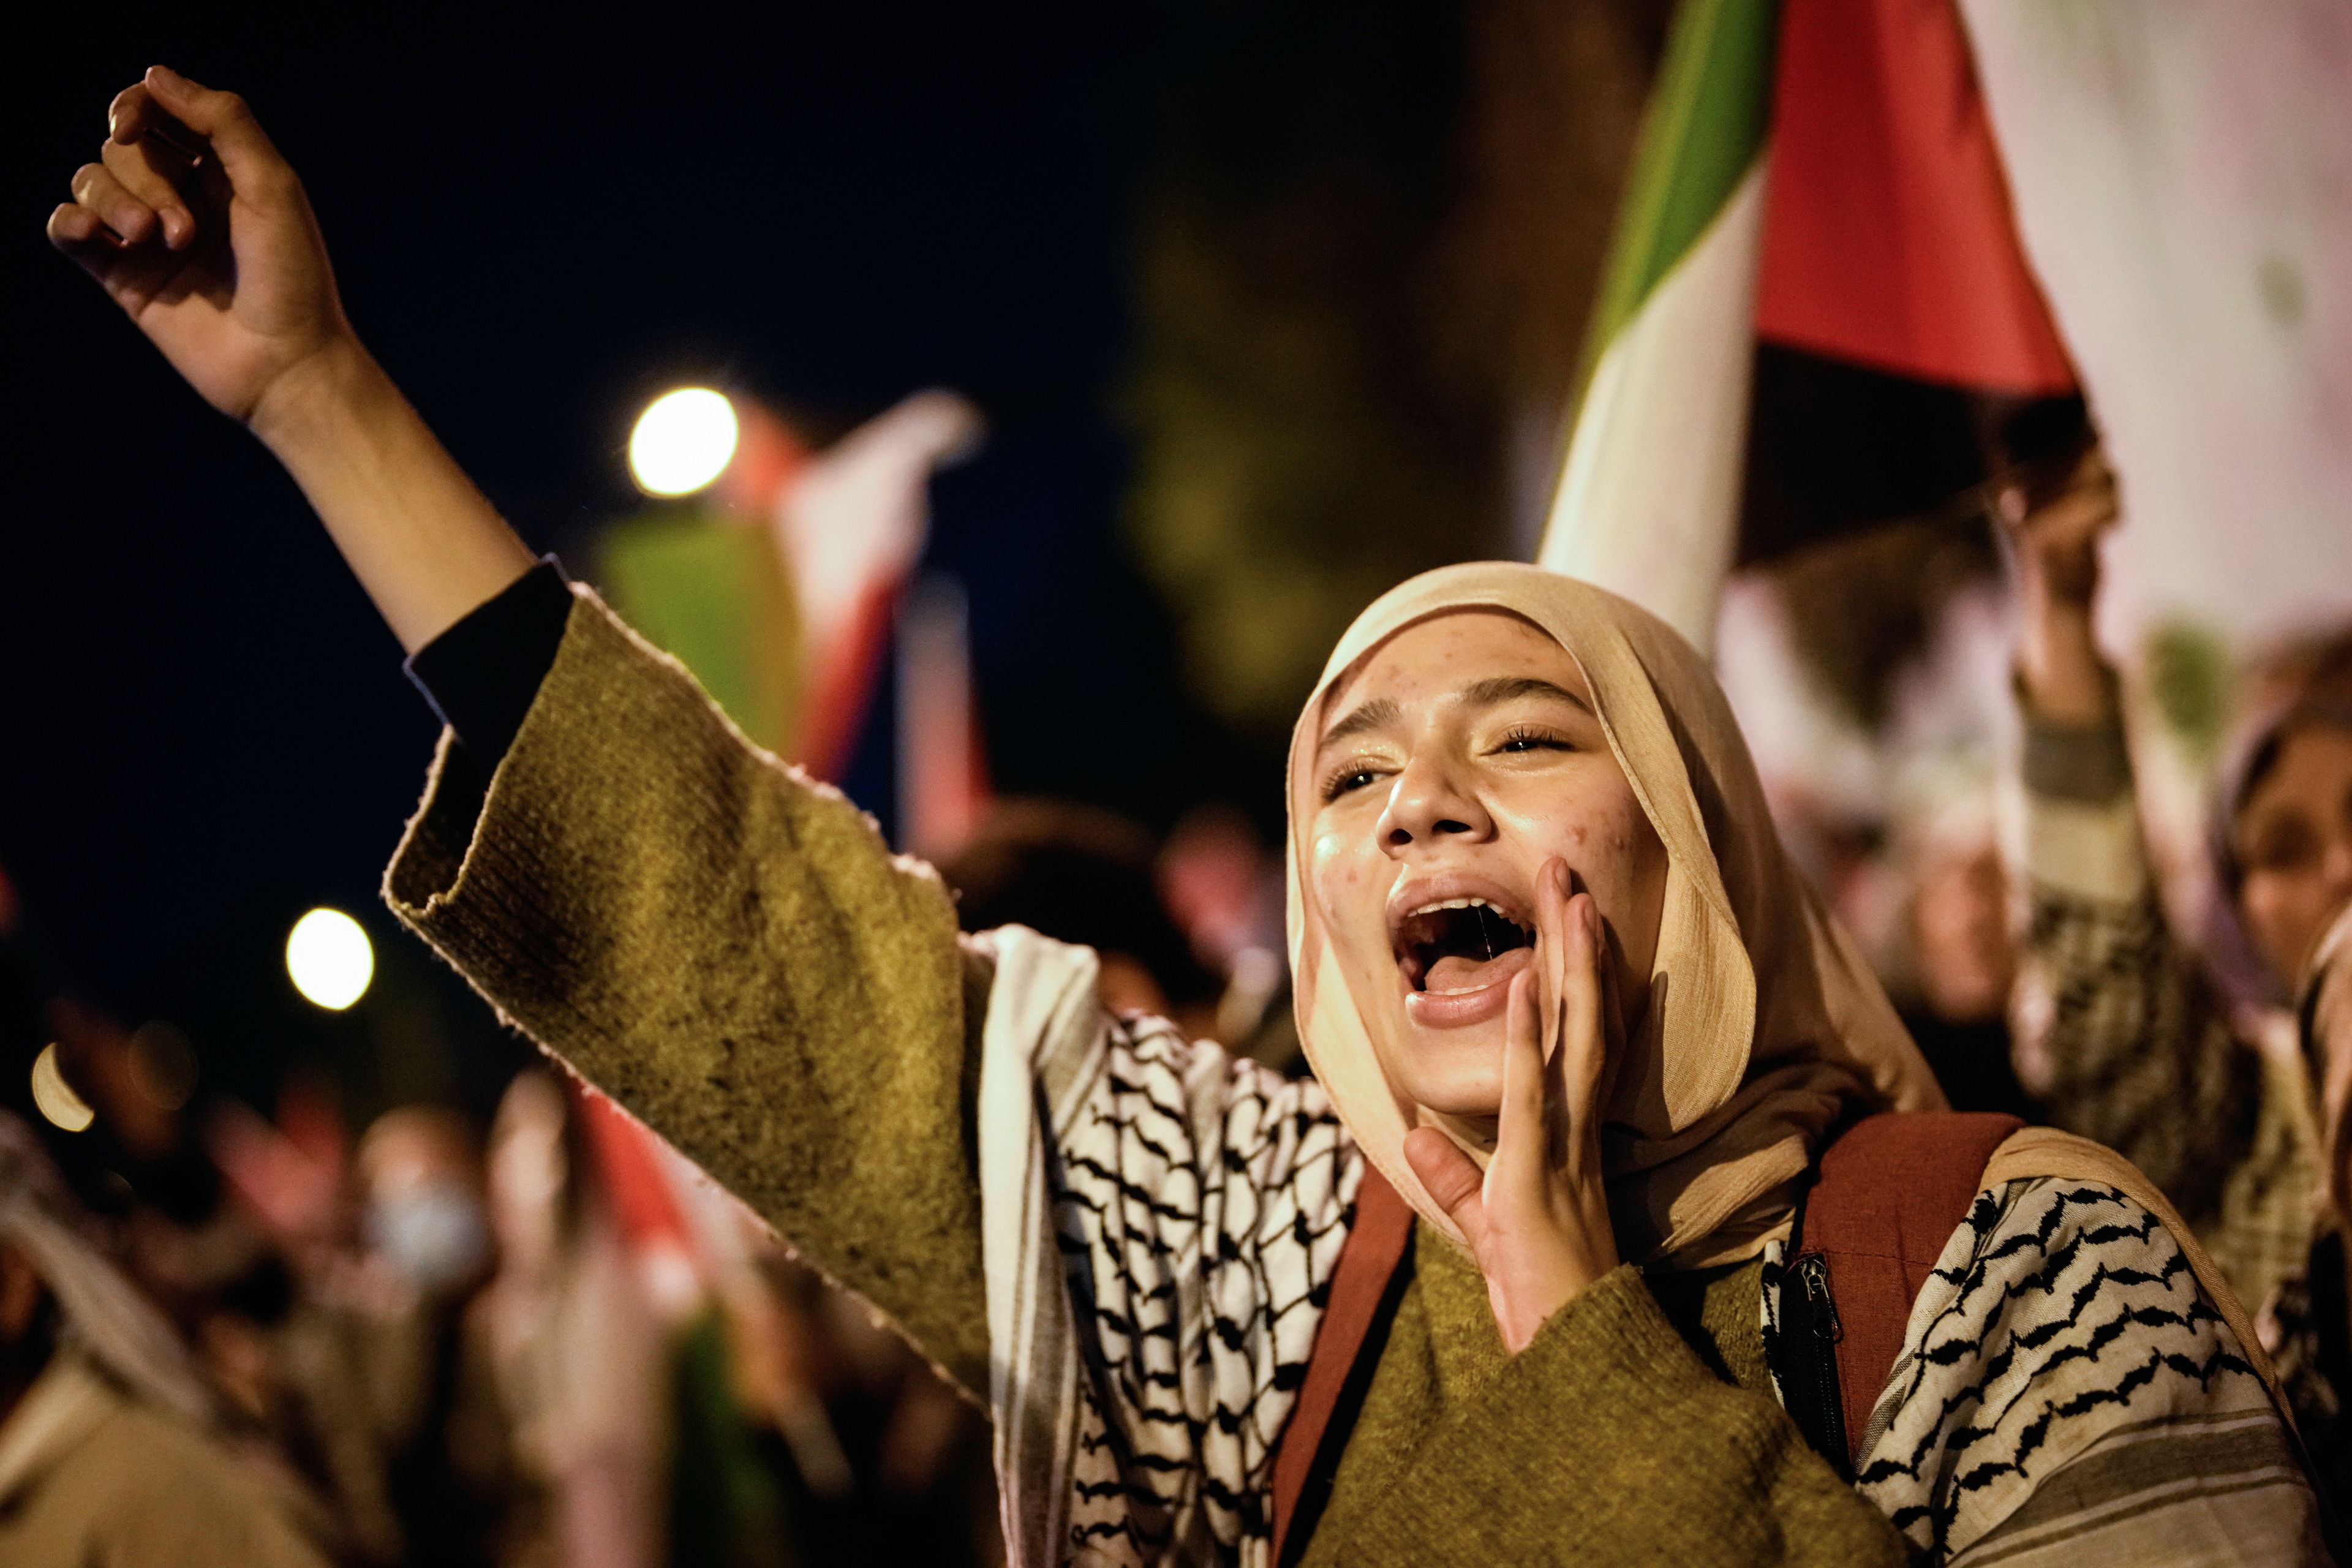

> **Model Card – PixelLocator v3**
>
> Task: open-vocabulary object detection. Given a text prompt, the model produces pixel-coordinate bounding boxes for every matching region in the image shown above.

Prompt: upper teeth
[1412,897,1503,917]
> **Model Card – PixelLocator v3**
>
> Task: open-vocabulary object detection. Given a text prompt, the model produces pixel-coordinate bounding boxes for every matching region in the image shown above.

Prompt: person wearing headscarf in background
[0,1114,334,1566]
[47,68,2329,1567]
[2003,445,2352,1321]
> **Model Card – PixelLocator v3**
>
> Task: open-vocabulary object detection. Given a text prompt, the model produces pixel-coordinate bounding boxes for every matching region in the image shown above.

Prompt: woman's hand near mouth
[1403,859,1621,1352]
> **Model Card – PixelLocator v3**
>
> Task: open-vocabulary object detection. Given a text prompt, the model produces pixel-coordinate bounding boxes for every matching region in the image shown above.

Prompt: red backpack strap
[1798,1110,2025,1467]
[1269,1164,1415,1566]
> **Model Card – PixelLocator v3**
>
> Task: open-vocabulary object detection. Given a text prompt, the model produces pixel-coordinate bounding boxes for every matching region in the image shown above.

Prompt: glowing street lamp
[628,387,740,497]
[287,907,374,1011]
[29,1043,94,1133]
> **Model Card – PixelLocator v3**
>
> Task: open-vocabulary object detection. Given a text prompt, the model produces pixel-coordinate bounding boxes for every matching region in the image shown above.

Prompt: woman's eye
[1493,727,1570,756]
[1323,767,1383,802]
[2248,823,2316,873]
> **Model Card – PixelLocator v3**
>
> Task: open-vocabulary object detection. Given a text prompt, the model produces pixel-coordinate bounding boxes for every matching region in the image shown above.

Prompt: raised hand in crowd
[1999,443,2122,725]
[48,68,533,652]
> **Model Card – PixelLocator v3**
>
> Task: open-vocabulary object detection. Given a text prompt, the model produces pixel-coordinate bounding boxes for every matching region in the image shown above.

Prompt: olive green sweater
[385,592,1908,1563]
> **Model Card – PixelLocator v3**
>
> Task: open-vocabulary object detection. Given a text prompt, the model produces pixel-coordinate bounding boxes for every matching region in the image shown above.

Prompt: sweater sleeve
[383,586,990,1392]
[1306,1266,1912,1567]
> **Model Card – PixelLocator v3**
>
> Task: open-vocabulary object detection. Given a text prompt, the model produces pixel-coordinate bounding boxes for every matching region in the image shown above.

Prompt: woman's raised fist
[47,67,355,434]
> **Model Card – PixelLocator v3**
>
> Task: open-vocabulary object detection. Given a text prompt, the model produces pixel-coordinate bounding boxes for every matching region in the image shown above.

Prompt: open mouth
[1394,898,1535,995]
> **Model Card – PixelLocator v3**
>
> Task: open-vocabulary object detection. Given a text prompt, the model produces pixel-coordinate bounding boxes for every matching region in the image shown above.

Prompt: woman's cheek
[1310,825,1384,959]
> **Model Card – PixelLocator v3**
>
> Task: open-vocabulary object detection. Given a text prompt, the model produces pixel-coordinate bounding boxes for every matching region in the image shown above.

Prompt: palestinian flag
[1539,0,2081,650]
[1538,0,1776,650]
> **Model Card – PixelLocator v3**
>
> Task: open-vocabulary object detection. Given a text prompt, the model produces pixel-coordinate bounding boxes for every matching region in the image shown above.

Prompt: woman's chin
[1382,1022,1510,1121]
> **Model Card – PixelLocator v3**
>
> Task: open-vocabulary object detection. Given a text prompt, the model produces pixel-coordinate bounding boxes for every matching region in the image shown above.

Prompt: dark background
[4,6,1185,1112]
[4,2,1680,1126]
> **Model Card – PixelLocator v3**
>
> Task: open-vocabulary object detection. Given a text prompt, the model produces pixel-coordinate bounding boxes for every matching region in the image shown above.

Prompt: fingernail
[162,210,190,247]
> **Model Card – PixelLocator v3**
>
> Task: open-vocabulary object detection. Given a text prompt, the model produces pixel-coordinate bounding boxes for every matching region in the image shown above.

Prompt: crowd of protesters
[7,483,2348,1557]
[0,797,1296,1567]
[13,58,2352,1568]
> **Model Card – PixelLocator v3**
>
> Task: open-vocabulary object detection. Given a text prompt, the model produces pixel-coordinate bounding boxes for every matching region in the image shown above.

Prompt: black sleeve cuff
[404,558,575,764]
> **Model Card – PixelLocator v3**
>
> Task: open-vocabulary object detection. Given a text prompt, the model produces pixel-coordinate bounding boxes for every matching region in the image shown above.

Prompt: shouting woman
[48,67,2329,1567]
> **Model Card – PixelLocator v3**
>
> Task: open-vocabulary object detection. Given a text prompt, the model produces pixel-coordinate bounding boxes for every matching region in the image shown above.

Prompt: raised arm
[2000,451,2310,1306]
[47,67,533,651]
[2001,453,2236,1174]
[47,71,992,1387]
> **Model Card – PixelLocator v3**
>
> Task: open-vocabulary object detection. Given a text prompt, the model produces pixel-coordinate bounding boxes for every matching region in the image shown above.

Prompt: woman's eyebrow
[1461,675,1593,714]
[1319,696,1401,752]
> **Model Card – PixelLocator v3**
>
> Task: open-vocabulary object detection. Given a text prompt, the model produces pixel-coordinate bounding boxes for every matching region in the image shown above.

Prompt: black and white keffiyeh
[975,927,1360,1568]
[977,931,2319,1567]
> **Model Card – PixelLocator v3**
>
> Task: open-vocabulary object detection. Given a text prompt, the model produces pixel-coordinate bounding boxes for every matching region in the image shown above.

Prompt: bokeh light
[29,1043,94,1133]
[287,907,374,1011]
[627,388,740,496]
[128,1021,200,1112]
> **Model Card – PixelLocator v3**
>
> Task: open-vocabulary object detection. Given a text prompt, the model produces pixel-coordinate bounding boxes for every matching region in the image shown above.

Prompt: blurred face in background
[2235,724,2352,988]
[358,1109,492,1298]
[1306,611,1666,1121]
[1912,837,2016,1025]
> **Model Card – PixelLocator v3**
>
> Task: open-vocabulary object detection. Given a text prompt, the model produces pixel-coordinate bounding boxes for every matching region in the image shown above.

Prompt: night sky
[6,9,1216,1113]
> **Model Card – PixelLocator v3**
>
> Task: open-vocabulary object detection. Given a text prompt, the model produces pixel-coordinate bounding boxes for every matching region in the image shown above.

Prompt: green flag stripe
[1574,0,1776,399]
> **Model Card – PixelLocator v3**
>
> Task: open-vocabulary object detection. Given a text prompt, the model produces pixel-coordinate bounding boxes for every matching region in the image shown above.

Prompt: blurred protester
[0,1113,332,1566]
[2005,443,2352,1315]
[1158,806,1300,1072]
[941,799,1223,1038]
[2274,905,2352,1503]
[354,1107,501,1567]
[1887,795,2031,1118]
[1714,523,2029,1116]
[462,1070,666,1568]
[205,1097,503,1567]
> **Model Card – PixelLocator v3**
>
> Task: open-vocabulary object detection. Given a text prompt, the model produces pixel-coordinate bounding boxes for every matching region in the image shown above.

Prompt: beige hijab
[1282,562,2290,1402]
[1285,563,1945,1270]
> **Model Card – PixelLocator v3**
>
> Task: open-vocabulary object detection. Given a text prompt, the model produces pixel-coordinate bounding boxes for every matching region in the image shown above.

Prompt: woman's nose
[1375,752,1493,855]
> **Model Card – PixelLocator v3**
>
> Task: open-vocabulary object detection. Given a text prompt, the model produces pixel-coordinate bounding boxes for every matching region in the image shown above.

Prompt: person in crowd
[1888,794,2032,1118]
[209,1102,508,1568]
[941,798,1224,1039]
[2275,904,2352,1503]
[2003,443,2352,1316]
[0,1113,334,1566]
[462,1070,668,1568]
[47,66,2329,1566]
[349,1107,503,1567]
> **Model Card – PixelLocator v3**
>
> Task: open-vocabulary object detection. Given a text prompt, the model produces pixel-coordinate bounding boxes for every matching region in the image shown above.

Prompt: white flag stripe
[1539,160,1768,653]
[1961,0,2352,651]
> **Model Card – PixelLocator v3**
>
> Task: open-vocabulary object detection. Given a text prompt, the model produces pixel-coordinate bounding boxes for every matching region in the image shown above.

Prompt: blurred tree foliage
[2146,617,2233,764]
[1126,0,1670,739]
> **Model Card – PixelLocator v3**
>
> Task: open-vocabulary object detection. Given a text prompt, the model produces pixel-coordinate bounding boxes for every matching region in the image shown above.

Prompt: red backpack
[1267,1112,2024,1565]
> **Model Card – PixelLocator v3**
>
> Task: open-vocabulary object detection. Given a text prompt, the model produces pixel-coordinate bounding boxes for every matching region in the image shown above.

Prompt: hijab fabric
[1284,563,1945,1268]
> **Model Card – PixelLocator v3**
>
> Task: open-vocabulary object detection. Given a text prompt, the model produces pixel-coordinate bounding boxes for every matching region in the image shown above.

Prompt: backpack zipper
[1782,1250,1852,1479]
